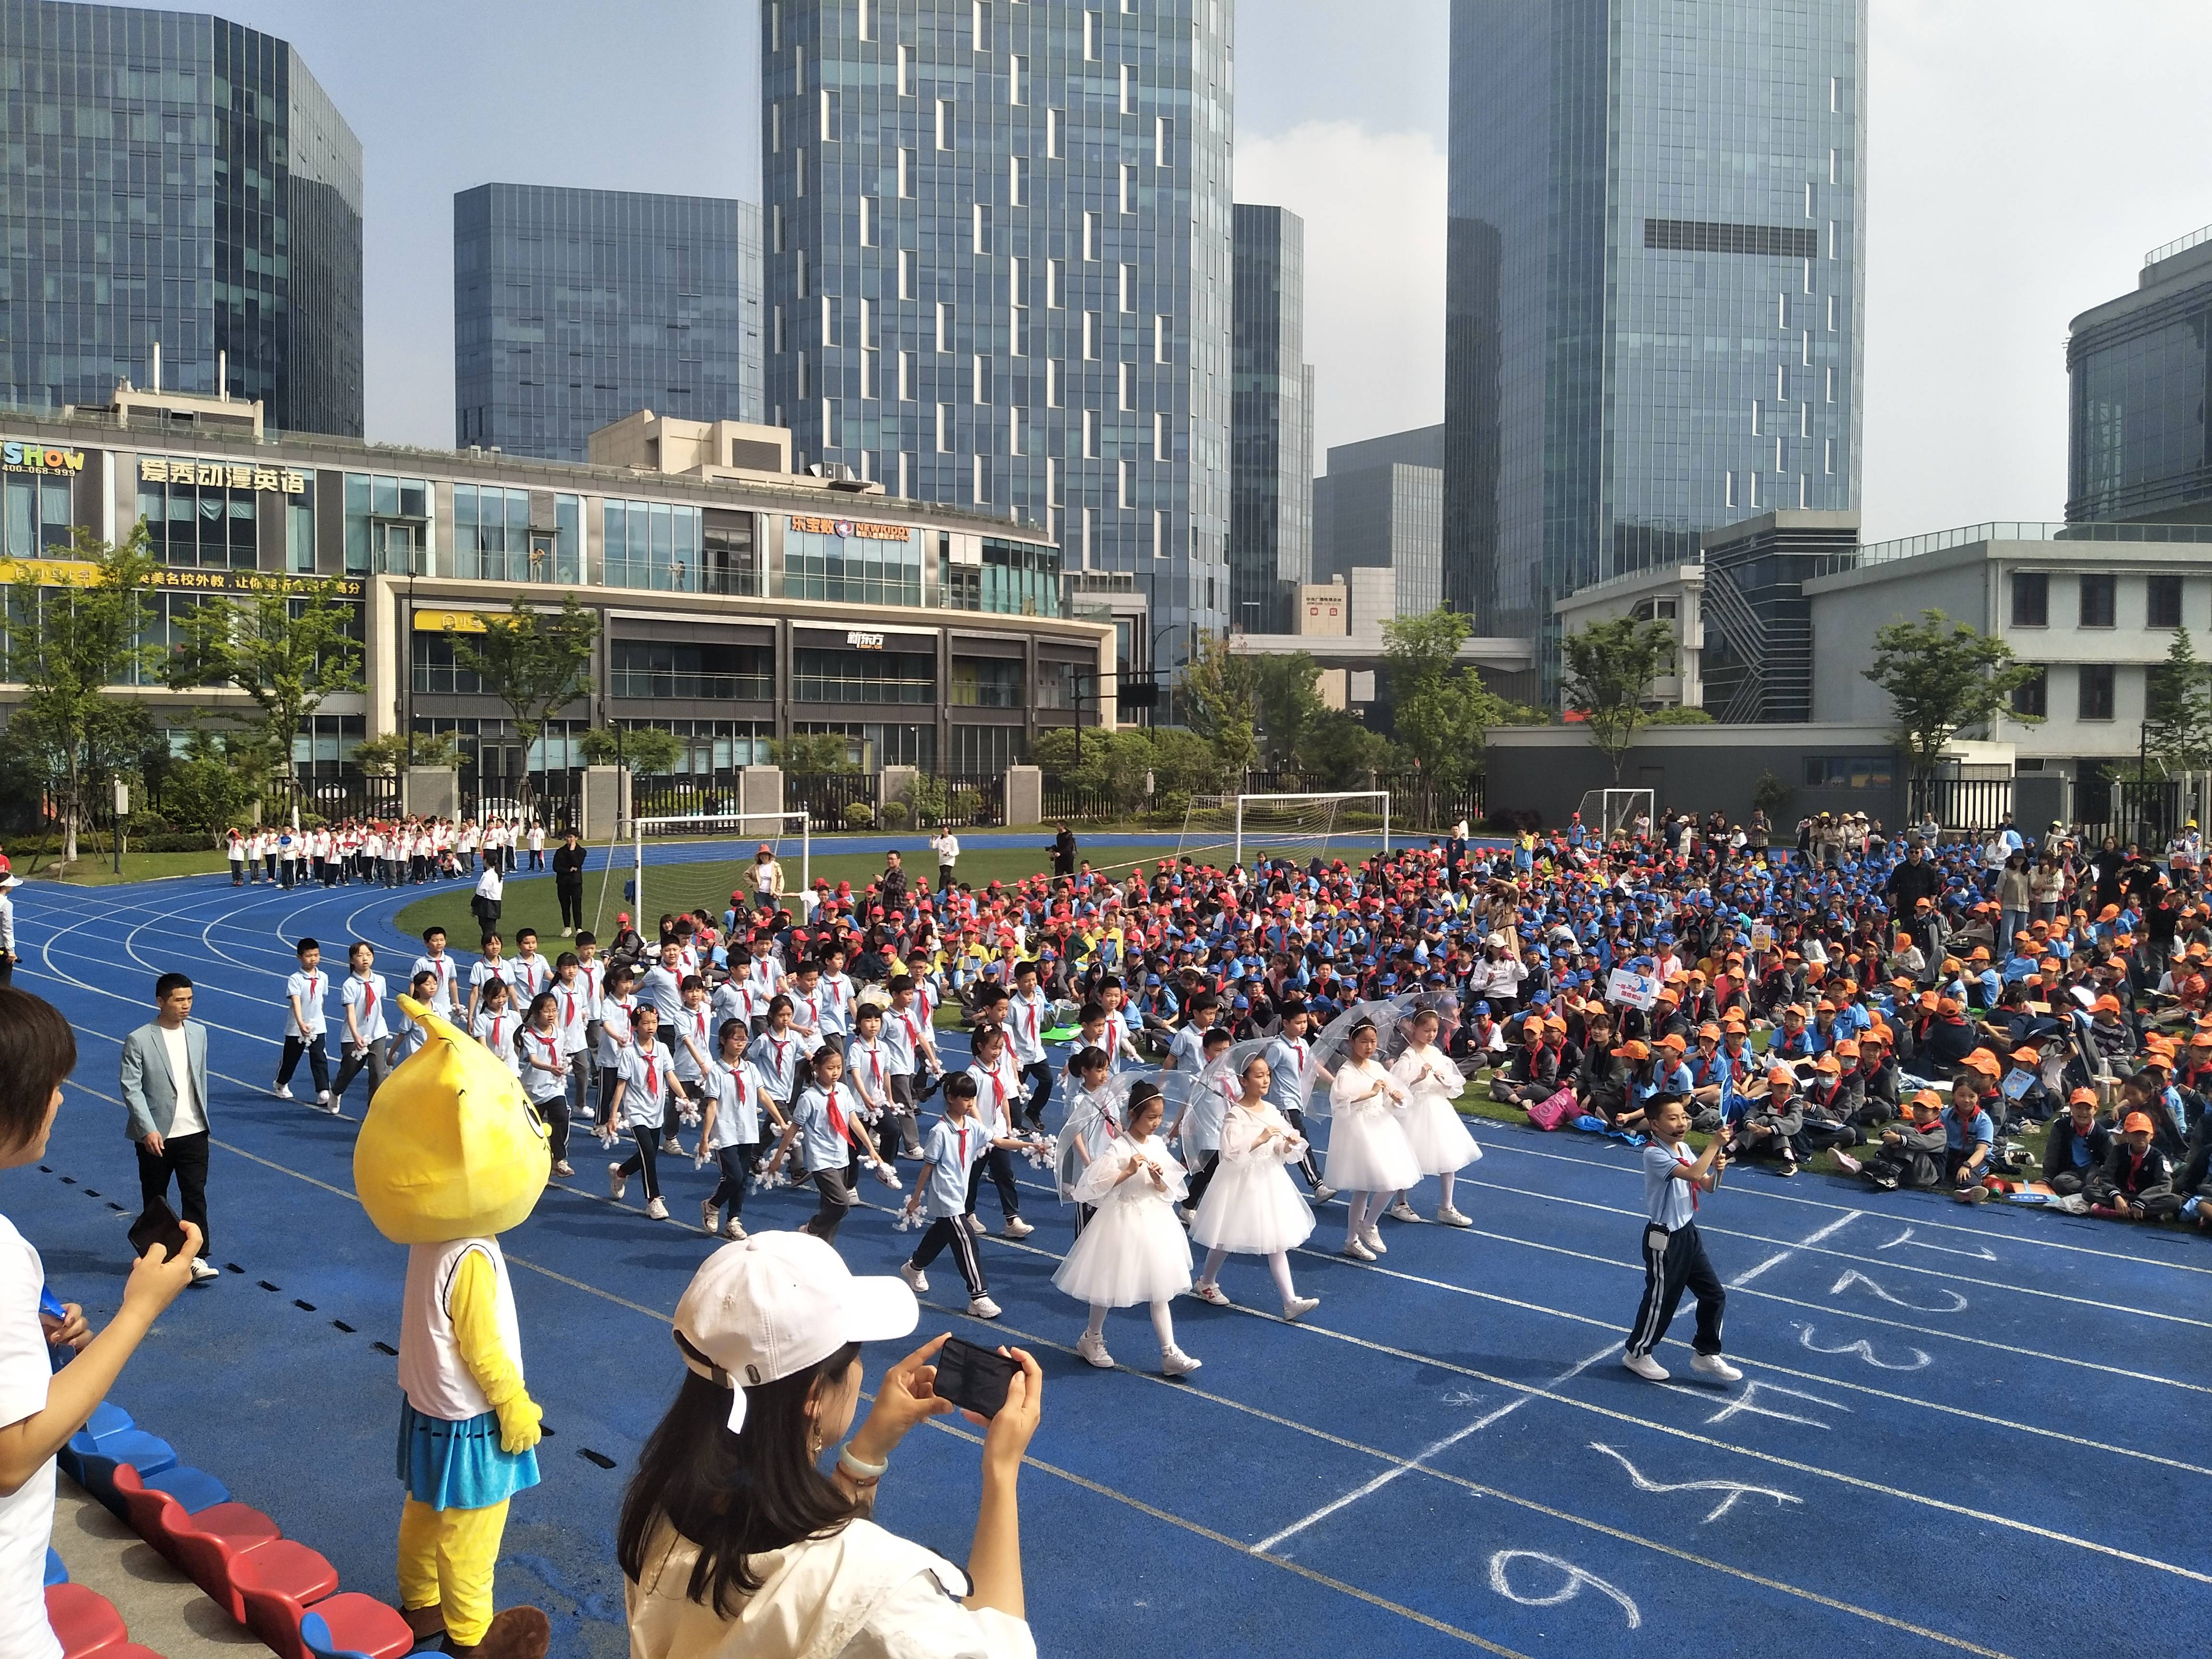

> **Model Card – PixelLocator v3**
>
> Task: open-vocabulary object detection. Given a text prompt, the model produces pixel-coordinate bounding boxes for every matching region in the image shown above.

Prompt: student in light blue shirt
[765,1045,887,1245]
[896,1074,1000,1319]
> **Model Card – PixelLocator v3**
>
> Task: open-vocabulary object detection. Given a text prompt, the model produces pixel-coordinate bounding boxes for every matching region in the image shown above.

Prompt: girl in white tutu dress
[1055,1082,1202,1377]
[1190,1055,1322,1321]
[1326,1017,1421,1261]
[1385,1006,1481,1227]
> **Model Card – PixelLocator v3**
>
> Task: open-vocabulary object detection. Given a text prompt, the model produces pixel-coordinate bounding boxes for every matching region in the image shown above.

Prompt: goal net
[1173,791,1390,874]
[589,810,812,951]
[1573,788,1655,843]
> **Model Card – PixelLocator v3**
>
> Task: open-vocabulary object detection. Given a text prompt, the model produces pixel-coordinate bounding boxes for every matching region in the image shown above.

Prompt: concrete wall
[1483,724,1909,828]
[1808,553,1989,725]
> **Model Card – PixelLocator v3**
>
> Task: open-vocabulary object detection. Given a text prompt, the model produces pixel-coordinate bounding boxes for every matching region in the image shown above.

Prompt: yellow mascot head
[355,995,550,1245]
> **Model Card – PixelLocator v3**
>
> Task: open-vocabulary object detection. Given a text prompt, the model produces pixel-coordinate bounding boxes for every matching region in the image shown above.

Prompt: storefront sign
[3,442,84,473]
[846,630,887,650]
[412,608,511,633]
[0,558,359,598]
[789,513,910,542]
[139,456,306,494]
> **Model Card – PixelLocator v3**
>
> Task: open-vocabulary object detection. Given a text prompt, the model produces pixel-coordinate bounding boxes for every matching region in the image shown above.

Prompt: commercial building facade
[1311,423,1444,622]
[757,0,1235,653]
[2067,224,2212,525]
[454,184,766,463]
[0,390,1107,802]
[0,0,363,435]
[1443,0,1865,689]
[1229,203,1312,634]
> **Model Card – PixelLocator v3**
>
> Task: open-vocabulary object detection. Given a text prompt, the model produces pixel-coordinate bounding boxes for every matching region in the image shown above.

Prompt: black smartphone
[932,1335,1020,1419]
[127,1198,191,1262]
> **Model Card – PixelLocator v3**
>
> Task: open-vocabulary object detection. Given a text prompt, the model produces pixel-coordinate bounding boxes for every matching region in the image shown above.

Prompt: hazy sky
[221,0,2209,541]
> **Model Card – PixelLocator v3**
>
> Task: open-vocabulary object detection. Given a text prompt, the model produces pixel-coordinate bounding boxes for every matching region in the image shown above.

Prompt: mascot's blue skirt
[397,1402,541,1509]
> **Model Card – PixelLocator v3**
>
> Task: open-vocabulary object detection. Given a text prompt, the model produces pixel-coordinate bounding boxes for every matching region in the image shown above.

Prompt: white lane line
[1799,1211,1863,1246]
[1254,1339,1621,1554]
[1731,1251,1792,1287]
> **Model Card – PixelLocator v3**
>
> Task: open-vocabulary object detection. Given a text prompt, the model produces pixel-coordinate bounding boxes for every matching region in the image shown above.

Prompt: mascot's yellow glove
[449,1248,543,1455]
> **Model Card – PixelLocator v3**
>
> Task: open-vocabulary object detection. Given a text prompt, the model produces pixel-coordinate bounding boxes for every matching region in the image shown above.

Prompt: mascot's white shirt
[399,1237,523,1421]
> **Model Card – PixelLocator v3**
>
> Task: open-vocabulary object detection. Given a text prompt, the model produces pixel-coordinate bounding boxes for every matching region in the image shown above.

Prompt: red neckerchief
[358,976,374,1022]
[491,1015,506,1052]
[1678,1140,1699,1211]
[826,1082,849,1140]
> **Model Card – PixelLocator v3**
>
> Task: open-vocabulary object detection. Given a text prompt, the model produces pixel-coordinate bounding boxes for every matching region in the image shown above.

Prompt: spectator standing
[553,829,589,938]
[0,875,15,988]
[118,974,221,1285]
[931,825,962,892]
[471,859,505,938]
[0,987,200,1659]
[1052,821,1078,878]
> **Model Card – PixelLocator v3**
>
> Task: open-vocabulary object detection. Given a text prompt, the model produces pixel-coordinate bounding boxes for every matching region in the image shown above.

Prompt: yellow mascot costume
[356,995,551,1658]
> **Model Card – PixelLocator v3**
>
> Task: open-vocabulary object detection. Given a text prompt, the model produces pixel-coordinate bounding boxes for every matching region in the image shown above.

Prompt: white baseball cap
[673,1232,918,1431]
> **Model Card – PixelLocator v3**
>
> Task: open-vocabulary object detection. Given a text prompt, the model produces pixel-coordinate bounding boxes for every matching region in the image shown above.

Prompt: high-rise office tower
[0,0,362,435]
[1230,203,1312,635]
[1443,0,1864,687]
[759,0,1235,648]
[1312,423,1444,621]
[2067,224,2212,525]
[454,184,766,462]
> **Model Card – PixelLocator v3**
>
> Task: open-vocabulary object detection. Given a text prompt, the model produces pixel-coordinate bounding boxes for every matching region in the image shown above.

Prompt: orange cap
[2123,1111,2154,1135]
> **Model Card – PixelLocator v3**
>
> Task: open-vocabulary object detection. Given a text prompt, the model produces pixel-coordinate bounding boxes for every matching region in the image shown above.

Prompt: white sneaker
[552,1160,574,1178]
[272,1084,293,1101]
[901,1261,929,1295]
[1342,1237,1376,1262]
[1360,1226,1388,1255]
[968,1295,1002,1320]
[1386,1199,1420,1224]
[700,1199,720,1233]
[1622,1349,1670,1382]
[189,1258,219,1285]
[721,1218,747,1240]
[1175,1204,1194,1226]
[1281,1295,1320,1322]
[1691,1353,1743,1383]
[1001,1216,1034,1239]
[607,1163,627,1201]
[964,1214,987,1236]
[1160,1347,1203,1378]
[645,1197,669,1221]
[1313,1184,1337,1205]
[1437,1205,1471,1227]
[316,1091,331,1107]
[661,1137,684,1155]
[1191,1281,1231,1307]
[1077,1331,1115,1369]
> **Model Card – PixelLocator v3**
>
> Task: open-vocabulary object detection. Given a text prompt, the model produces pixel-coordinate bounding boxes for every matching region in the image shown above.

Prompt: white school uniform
[285,968,329,1040]
[747,1028,805,1105]
[817,972,855,1039]
[966,1055,1021,1139]
[615,1039,675,1131]
[472,1007,520,1072]
[340,971,389,1049]
[916,1115,988,1220]
[844,1032,895,1113]
[670,1002,715,1084]
[703,1056,767,1151]
[509,952,552,1001]
[882,1001,933,1081]
[468,958,512,1014]
[517,1026,569,1104]
[639,964,686,1025]
[785,984,830,1055]
[1007,988,1053,1067]
[597,994,636,1068]
[1054,1134,1193,1307]
[552,978,593,1058]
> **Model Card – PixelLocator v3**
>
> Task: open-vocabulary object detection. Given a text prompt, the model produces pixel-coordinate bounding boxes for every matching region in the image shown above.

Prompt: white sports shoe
[552,1160,575,1178]
[1386,1199,1420,1224]
[1691,1353,1743,1383]
[1360,1226,1388,1255]
[1312,1184,1337,1205]
[1191,1281,1231,1307]
[700,1199,721,1234]
[1159,1347,1203,1378]
[1622,1349,1670,1382]
[271,1084,294,1101]
[316,1091,331,1107]
[964,1214,987,1235]
[968,1295,1002,1320]
[721,1218,747,1240]
[1281,1295,1320,1322]
[1437,1205,1471,1227]
[189,1258,220,1285]
[1342,1238,1376,1262]
[607,1163,627,1201]
[901,1261,929,1295]
[1077,1331,1115,1369]
[1001,1216,1034,1239]
[645,1197,669,1221]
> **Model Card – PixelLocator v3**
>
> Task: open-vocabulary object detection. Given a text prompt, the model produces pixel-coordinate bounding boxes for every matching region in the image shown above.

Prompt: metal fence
[1041,781,1123,822]
[894,772,1005,830]
[461,772,581,830]
[2074,778,2190,851]
[266,772,401,826]
[787,771,879,831]
[629,776,748,822]
[1908,774,2014,835]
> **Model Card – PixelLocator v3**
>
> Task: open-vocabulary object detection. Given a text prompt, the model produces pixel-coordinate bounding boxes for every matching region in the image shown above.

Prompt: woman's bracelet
[837,1443,890,1481]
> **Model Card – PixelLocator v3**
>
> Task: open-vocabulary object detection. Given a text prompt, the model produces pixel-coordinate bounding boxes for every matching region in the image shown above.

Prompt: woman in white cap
[621,1233,1043,1659]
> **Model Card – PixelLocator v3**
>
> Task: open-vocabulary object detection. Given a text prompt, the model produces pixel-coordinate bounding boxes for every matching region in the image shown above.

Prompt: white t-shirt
[160,1023,205,1137]
[0,1216,60,1659]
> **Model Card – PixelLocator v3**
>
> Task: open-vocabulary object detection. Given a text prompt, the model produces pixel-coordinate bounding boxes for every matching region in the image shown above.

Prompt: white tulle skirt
[1398,1087,1481,1176]
[1054,1192,1194,1307]
[1324,1102,1423,1193]
[1190,1153,1316,1255]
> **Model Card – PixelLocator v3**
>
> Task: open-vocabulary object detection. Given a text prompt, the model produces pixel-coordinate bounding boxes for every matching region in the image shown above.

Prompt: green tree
[1301,711,1404,788]
[1178,631,1259,776]
[578,724,684,777]
[2144,625,2212,783]
[1248,650,1326,768]
[768,731,857,774]
[158,732,253,837]
[0,526,164,865]
[1560,614,1677,781]
[351,729,463,777]
[448,593,599,808]
[1382,607,1519,790]
[1864,609,2041,785]
[168,584,364,822]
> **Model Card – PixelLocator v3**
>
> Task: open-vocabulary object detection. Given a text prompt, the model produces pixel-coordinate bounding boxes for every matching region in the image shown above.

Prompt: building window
[612,640,773,700]
[344,473,429,577]
[7,474,75,561]
[940,537,1062,616]
[949,657,1023,708]
[2010,571,2048,628]
[950,722,1028,772]
[2079,572,2116,629]
[1802,755,1894,789]
[2078,663,2116,721]
[2010,668,2047,719]
[454,485,577,584]
[781,522,924,607]
[603,500,705,592]
[2148,573,2184,629]
[411,632,484,695]
[138,463,262,571]
[793,647,934,703]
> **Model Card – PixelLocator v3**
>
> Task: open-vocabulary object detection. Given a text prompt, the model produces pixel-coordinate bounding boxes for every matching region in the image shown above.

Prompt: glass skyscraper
[454,184,766,463]
[759,0,1235,647]
[1230,202,1310,634]
[1312,424,1444,621]
[2067,225,2212,525]
[1443,0,1864,688]
[0,0,362,435]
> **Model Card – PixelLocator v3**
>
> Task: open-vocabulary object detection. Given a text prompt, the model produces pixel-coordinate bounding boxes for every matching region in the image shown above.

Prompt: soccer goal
[1174,791,1390,873]
[1574,788,1655,843]
[591,810,812,940]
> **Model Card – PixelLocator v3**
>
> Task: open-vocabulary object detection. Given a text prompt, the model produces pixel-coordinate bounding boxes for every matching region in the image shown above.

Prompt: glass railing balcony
[610,670,773,700]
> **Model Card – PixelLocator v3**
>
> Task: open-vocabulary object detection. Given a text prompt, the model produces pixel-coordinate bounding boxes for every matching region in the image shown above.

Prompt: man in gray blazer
[120,971,219,1285]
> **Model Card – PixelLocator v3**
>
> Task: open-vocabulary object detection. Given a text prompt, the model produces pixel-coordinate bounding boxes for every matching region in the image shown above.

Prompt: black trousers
[616,1129,661,1202]
[1283,1106,1322,1188]
[557,881,584,930]
[1185,1150,1220,1210]
[136,1131,210,1258]
[708,1143,759,1215]
[276,1035,329,1096]
[1018,1061,1054,1131]
[911,1214,988,1296]
[1626,1220,1724,1358]
[964,1146,1022,1219]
